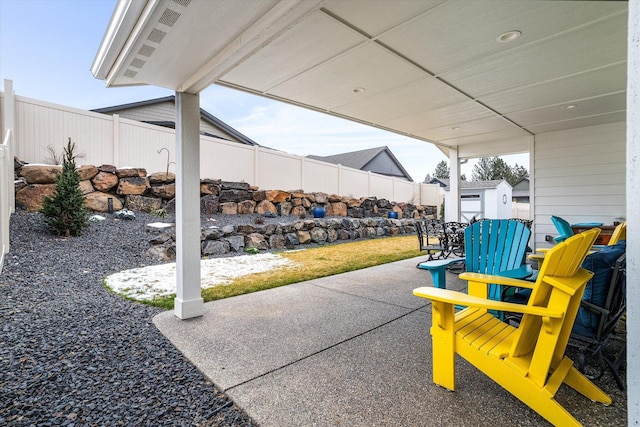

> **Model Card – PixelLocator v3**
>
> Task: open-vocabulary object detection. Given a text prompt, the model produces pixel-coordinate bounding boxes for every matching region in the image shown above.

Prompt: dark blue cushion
[504,241,626,338]
[574,241,626,337]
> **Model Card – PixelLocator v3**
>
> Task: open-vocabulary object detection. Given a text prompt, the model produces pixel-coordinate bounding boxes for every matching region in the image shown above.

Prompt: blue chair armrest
[417,257,465,271]
[496,265,533,280]
[418,258,465,289]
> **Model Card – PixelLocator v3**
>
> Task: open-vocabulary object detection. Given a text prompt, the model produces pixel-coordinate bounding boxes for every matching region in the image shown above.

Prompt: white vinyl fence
[511,202,530,220]
[6,89,439,205]
[1,129,12,270]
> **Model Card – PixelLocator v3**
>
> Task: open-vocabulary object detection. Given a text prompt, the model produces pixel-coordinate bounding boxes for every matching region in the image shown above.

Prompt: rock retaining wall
[14,158,437,220]
[146,216,421,261]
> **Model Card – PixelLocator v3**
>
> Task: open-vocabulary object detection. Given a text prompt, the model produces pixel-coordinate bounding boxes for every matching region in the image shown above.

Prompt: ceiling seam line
[373,39,533,136]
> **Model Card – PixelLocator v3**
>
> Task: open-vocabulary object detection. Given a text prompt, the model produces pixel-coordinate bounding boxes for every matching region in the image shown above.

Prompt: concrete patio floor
[153,256,627,426]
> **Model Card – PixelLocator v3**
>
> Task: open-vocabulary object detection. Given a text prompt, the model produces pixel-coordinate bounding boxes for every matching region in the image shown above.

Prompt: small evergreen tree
[40,138,88,237]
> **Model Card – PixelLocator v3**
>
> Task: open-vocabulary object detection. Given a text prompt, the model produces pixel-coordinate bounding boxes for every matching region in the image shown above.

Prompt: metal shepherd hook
[157,148,174,181]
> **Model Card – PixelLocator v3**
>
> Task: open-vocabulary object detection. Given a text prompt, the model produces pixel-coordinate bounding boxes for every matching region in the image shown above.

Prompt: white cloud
[203,88,448,182]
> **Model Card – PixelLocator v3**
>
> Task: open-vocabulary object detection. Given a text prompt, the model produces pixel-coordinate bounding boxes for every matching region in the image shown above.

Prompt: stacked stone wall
[14,158,436,221]
[146,216,421,261]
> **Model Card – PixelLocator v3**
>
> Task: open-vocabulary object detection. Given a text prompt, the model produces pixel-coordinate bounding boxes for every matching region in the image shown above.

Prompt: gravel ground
[0,209,258,426]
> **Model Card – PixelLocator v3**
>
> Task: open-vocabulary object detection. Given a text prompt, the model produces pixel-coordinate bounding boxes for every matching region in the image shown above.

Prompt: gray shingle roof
[92,96,258,146]
[429,178,509,190]
[308,146,413,181]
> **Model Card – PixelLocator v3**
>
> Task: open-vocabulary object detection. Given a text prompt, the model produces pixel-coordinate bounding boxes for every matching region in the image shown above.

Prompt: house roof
[307,146,413,181]
[91,1,627,160]
[92,96,258,146]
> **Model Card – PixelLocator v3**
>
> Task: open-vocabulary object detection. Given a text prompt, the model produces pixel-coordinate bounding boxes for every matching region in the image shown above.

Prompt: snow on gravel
[105,253,297,300]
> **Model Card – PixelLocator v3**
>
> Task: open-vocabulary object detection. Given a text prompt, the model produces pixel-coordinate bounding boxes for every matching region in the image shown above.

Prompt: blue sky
[0,0,527,182]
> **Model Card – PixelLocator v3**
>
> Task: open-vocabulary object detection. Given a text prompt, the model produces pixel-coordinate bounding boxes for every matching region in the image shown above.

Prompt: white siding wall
[533,121,626,248]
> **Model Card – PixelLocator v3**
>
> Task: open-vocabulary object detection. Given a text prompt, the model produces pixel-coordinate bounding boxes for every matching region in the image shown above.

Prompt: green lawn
[151,235,424,310]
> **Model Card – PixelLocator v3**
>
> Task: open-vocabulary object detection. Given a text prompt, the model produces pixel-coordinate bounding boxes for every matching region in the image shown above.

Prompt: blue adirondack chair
[551,215,574,243]
[418,219,533,308]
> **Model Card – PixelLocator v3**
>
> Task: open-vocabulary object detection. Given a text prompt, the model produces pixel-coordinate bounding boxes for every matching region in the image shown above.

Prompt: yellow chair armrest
[528,253,545,262]
[413,287,563,318]
[459,272,536,289]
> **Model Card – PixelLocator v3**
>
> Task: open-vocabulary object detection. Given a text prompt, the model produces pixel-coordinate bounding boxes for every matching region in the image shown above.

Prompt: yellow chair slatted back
[509,229,599,386]
[608,222,626,246]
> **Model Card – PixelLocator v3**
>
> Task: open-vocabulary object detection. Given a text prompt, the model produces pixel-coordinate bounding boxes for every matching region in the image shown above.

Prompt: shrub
[40,138,89,237]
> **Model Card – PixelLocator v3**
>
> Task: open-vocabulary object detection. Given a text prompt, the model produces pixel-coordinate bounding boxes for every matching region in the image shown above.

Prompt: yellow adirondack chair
[531,221,626,265]
[413,229,610,426]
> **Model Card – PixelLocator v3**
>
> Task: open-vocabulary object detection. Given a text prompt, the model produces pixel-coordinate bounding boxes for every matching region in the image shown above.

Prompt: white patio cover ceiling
[92,0,628,158]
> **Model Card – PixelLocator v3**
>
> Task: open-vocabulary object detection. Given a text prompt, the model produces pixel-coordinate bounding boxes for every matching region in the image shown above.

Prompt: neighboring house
[92,96,258,146]
[308,146,413,182]
[429,178,513,222]
[511,178,530,203]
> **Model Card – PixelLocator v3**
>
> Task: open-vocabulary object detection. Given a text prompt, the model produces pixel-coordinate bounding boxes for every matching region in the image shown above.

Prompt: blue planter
[388,211,398,219]
[313,207,326,218]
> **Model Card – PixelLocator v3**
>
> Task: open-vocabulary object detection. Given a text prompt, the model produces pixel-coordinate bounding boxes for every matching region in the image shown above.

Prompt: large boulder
[200,195,219,215]
[201,240,230,256]
[125,195,162,212]
[237,200,256,214]
[149,184,175,200]
[221,181,250,190]
[149,171,175,184]
[219,189,251,202]
[117,177,150,195]
[91,171,119,191]
[314,192,329,204]
[19,164,61,184]
[200,179,220,196]
[16,184,56,211]
[79,180,94,195]
[220,202,238,215]
[84,192,123,212]
[98,164,117,174]
[255,200,277,215]
[116,167,147,178]
[265,190,289,203]
[328,202,347,216]
[77,165,98,181]
[245,233,268,250]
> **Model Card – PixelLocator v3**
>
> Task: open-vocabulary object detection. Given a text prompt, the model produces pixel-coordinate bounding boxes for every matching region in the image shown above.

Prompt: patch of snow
[105,253,296,301]
[146,222,174,230]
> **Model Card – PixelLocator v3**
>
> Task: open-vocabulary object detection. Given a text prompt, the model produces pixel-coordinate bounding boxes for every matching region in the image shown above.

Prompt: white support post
[447,147,461,222]
[627,0,639,421]
[174,91,204,319]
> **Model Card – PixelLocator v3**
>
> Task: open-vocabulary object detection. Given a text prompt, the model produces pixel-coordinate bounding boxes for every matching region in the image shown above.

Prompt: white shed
[436,179,512,222]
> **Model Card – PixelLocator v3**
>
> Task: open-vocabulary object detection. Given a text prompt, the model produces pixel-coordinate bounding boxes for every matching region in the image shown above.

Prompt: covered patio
[92,0,638,423]
[153,255,626,426]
